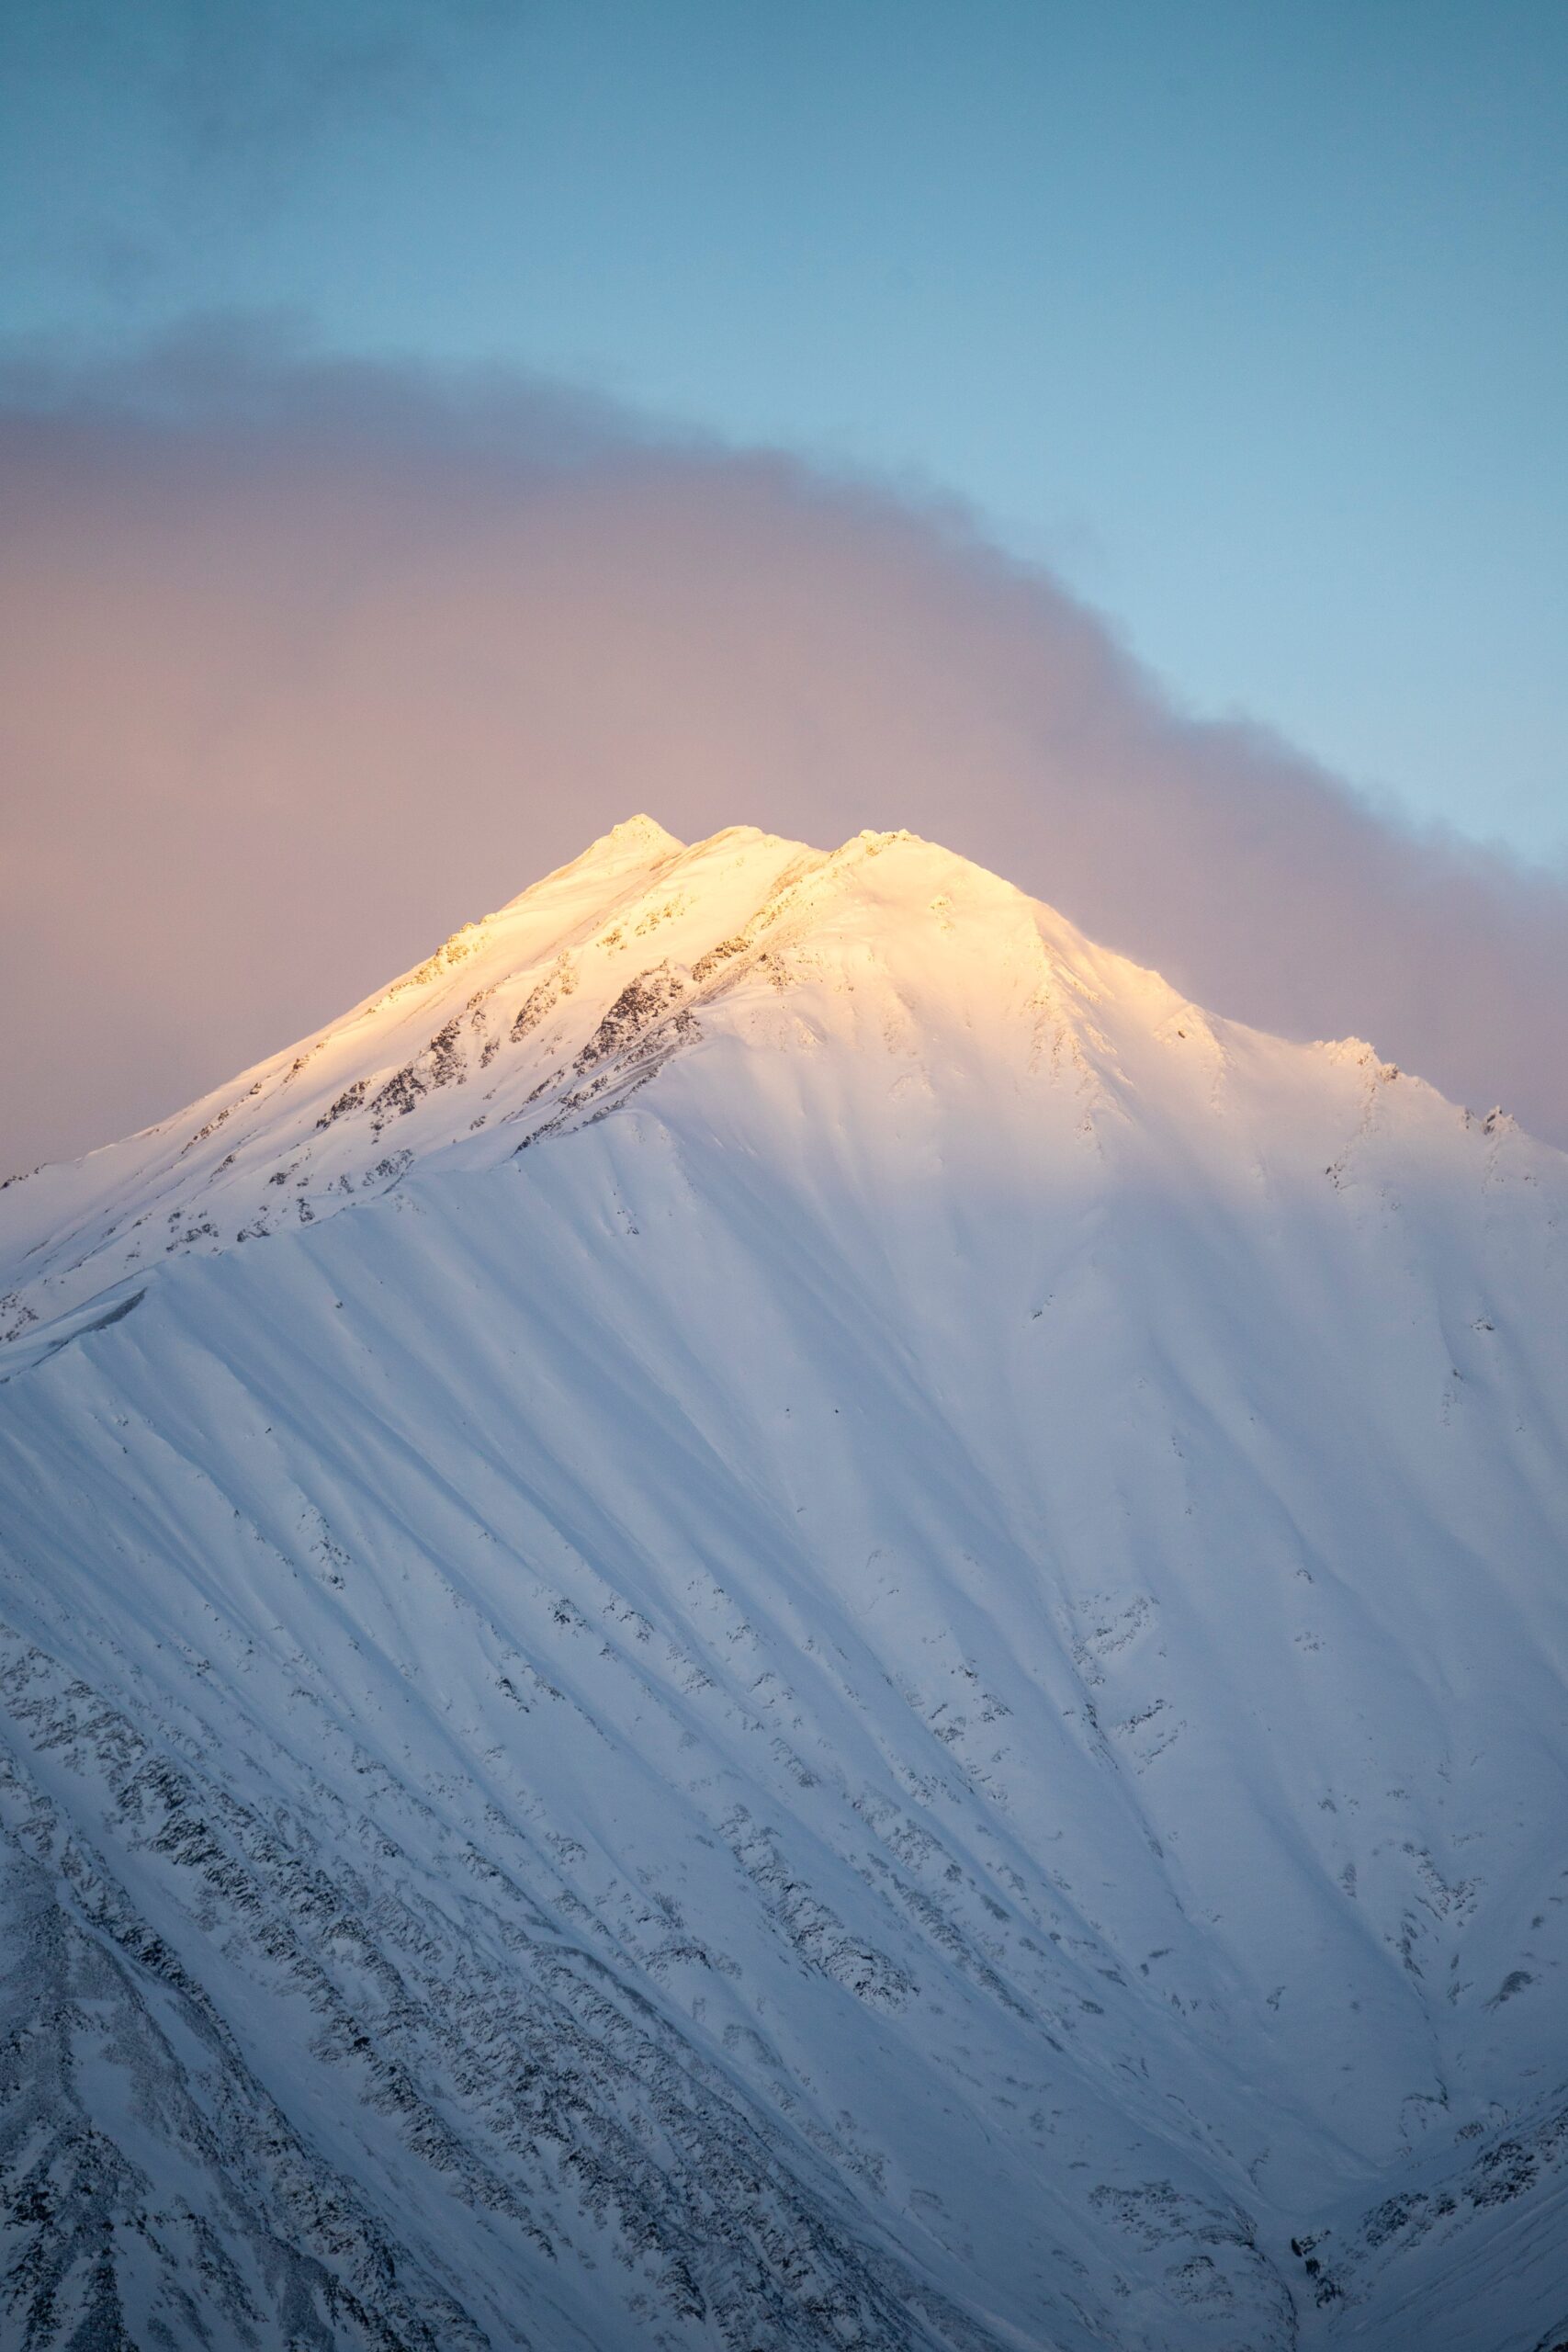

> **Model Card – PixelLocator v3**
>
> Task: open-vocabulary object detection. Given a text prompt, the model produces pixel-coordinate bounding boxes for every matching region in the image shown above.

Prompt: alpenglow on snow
[1,819,1565,2352]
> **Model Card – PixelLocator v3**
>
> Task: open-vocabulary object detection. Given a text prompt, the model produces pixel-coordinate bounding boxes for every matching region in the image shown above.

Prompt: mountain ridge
[2,817,1548,1363]
[1,819,1565,2349]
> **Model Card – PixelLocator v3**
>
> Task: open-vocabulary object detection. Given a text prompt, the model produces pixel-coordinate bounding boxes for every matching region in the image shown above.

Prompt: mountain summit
[3,818,1544,1353]
[2,824,1565,2351]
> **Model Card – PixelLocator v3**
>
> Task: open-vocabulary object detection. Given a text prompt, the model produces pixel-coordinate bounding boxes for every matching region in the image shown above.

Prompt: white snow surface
[2,818,1566,2351]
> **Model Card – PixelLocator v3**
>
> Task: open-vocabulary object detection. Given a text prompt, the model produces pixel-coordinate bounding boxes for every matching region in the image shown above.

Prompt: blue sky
[4,0,1564,859]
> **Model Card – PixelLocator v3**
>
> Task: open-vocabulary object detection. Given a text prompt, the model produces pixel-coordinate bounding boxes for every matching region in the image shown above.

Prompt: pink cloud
[3,332,1564,1166]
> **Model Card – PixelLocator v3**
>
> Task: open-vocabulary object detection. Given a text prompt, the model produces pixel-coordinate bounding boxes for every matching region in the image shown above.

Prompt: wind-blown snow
[1,820,1565,2350]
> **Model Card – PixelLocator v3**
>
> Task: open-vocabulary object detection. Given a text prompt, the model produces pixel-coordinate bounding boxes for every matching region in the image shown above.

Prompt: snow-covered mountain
[2,818,1565,2352]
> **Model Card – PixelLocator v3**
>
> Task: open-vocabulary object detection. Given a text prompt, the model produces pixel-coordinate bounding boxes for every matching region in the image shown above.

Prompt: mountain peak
[544,810,685,882]
[1,817,1556,1363]
[609,810,682,850]
[3,815,1568,2350]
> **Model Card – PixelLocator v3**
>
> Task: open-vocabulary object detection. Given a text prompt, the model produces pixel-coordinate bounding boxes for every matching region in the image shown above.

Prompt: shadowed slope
[2,825,1565,2349]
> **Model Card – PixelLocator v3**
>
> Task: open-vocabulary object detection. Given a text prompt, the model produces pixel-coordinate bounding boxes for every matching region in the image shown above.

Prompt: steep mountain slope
[2,820,1566,2352]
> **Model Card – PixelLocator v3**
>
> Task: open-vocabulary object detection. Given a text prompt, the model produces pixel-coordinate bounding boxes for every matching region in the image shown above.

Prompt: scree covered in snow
[1,818,1566,2351]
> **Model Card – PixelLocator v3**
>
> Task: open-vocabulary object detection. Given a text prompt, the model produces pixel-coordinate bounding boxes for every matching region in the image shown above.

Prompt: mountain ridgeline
[2,820,1565,2351]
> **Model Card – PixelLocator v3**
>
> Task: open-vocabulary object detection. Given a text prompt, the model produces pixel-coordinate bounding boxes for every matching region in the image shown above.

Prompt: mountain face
[2,818,1566,2352]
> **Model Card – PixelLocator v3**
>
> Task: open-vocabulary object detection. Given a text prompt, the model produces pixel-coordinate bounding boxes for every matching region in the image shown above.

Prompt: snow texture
[2,818,1566,2350]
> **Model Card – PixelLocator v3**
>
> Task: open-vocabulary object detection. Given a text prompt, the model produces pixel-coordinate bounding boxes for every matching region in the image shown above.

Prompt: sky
[5,0,1564,856]
[1,1,1565,1165]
